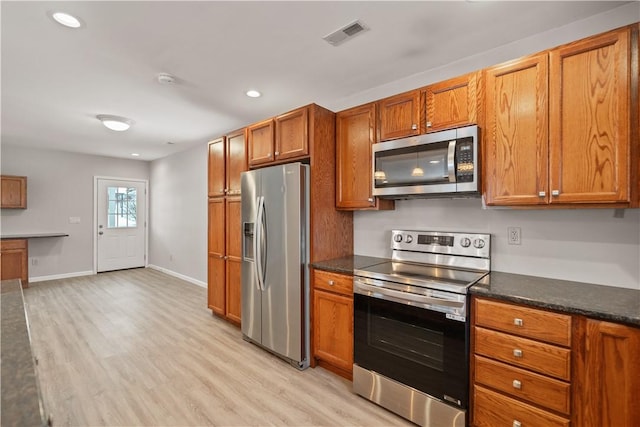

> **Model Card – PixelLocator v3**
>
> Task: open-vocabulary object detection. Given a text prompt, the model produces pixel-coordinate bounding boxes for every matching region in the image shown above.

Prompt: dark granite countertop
[1,232,69,240]
[471,272,640,327]
[1,279,49,427]
[310,255,390,275]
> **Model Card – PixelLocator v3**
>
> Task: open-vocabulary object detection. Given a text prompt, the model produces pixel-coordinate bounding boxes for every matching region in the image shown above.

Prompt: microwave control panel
[456,138,474,182]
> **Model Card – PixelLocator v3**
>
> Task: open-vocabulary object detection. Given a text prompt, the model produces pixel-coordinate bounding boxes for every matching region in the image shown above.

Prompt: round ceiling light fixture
[96,115,133,132]
[246,89,261,98]
[51,12,82,28]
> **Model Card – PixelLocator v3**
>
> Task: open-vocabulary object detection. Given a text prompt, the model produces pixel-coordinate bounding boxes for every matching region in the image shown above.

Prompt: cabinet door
[425,71,480,132]
[377,90,421,141]
[207,198,225,315]
[549,27,630,204]
[226,129,246,196]
[484,54,549,206]
[313,289,353,373]
[0,239,28,285]
[208,138,226,197]
[0,175,27,209]
[247,118,275,167]
[336,104,393,210]
[275,106,308,161]
[573,319,640,427]
[225,197,242,324]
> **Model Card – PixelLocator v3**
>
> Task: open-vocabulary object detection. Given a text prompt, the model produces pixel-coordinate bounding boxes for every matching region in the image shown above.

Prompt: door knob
[98,231,104,235]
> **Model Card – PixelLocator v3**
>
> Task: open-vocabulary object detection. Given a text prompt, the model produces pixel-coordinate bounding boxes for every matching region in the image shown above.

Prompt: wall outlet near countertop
[508,227,521,245]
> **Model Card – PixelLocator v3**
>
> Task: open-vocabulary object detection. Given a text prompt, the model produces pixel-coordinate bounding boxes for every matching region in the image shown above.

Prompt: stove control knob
[473,238,486,249]
[405,235,413,243]
[393,234,403,243]
[460,237,471,248]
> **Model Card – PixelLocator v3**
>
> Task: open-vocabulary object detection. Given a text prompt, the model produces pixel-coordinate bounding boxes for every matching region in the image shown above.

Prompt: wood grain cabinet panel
[0,239,28,286]
[549,27,631,204]
[0,175,27,209]
[224,197,242,324]
[226,129,247,195]
[424,71,481,132]
[312,269,353,379]
[247,118,275,167]
[275,106,308,161]
[573,318,640,427]
[473,385,570,427]
[207,198,226,316]
[484,53,549,206]
[377,90,421,141]
[208,138,226,197]
[474,297,571,346]
[336,103,394,210]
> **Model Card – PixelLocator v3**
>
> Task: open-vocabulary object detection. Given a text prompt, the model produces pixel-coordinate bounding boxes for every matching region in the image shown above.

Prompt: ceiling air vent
[323,20,369,46]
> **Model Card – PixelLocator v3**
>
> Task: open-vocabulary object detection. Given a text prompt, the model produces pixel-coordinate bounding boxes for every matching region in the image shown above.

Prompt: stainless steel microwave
[372,125,479,198]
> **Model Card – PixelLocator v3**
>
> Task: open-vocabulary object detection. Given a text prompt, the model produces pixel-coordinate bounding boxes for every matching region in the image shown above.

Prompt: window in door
[107,186,137,228]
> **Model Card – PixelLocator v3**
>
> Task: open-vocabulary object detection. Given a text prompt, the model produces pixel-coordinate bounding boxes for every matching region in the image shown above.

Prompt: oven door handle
[354,280,465,313]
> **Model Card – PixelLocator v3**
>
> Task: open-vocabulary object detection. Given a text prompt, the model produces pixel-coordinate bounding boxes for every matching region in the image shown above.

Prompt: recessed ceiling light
[157,73,176,85]
[246,90,261,98]
[96,115,133,132]
[131,153,140,157]
[51,12,82,29]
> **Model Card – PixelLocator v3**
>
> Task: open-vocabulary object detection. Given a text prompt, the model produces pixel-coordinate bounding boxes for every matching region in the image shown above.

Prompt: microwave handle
[447,140,456,183]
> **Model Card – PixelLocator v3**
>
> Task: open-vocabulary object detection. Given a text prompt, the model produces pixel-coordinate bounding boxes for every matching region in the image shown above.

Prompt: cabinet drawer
[474,298,571,346]
[473,385,570,427]
[313,270,352,295]
[474,355,570,415]
[474,327,570,381]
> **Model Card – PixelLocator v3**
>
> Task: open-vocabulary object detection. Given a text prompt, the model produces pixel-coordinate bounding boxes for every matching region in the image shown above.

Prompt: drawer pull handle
[512,379,522,389]
[513,349,523,358]
[513,421,522,427]
[328,280,335,286]
[514,318,523,326]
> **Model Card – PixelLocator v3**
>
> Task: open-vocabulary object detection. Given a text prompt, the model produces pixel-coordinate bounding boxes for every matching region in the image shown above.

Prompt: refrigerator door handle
[255,196,266,291]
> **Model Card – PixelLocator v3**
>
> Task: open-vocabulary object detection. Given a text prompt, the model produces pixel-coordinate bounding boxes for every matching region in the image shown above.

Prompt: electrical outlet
[31,258,38,266]
[508,227,521,245]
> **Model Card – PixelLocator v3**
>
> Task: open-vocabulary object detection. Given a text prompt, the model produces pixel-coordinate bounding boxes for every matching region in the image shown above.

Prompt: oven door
[353,287,469,409]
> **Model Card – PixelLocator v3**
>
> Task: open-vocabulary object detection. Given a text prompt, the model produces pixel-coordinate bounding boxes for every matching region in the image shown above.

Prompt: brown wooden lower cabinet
[471,296,640,427]
[311,269,353,380]
[0,239,28,287]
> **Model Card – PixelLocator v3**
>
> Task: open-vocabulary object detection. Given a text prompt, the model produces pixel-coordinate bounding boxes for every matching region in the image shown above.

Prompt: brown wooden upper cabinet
[377,89,421,142]
[247,118,275,167]
[484,26,633,206]
[424,71,481,132]
[1,175,27,209]
[336,103,394,210]
[248,105,310,168]
[208,130,247,197]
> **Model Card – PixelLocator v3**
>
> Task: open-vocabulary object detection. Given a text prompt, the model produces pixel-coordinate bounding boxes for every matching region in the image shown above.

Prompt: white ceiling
[1,1,632,161]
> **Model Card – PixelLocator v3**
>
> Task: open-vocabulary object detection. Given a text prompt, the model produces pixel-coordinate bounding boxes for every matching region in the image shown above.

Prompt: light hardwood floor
[24,268,411,426]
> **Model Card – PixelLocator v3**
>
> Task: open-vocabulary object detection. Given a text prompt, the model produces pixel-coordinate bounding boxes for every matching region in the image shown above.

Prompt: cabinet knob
[512,379,522,390]
[513,318,523,327]
[513,349,523,358]
[367,198,374,203]
[426,121,432,128]
[538,191,546,197]
[274,151,279,156]
[552,189,560,196]
[513,421,522,427]
[224,188,228,194]
[328,280,335,286]
[411,124,418,130]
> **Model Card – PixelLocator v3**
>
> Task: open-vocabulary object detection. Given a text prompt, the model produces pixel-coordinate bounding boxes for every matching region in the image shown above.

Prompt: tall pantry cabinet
[207,129,247,324]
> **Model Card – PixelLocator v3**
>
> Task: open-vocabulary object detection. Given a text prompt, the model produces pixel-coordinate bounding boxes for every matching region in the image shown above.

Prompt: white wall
[351,3,640,290]
[0,144,149,280]
[148,143,207,286]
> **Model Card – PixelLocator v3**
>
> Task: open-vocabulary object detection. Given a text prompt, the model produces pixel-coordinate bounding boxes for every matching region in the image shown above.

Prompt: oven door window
[354,293,468,408]
[374,140,452,188]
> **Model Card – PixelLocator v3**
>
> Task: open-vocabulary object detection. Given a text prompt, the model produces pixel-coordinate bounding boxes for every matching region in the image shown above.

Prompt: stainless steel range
[353,230,491,427]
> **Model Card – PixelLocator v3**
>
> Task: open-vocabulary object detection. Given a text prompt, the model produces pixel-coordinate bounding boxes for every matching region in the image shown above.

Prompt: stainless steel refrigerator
[240,163,310,370]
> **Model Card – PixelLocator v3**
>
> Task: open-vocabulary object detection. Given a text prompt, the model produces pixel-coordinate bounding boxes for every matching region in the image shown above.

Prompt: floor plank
[24,268,411,426]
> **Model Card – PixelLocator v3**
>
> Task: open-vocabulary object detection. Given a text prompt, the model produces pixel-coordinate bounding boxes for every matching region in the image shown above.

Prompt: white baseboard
[147,264,207,288]
[29,270,94,283]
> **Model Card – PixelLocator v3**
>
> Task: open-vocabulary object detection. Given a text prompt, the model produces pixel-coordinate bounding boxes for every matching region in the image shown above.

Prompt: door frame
[93,176,149,274]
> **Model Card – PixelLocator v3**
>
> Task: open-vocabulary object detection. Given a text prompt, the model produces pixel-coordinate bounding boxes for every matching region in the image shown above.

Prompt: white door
[96,178,147,272]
